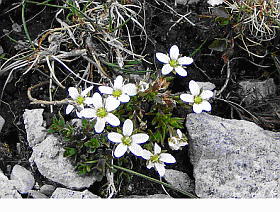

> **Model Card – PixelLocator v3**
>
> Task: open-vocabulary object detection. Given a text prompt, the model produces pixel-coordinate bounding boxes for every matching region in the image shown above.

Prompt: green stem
[22,1,35,51]
[111,164,198,198]
[188,34,210,58]
[25,0,70,9]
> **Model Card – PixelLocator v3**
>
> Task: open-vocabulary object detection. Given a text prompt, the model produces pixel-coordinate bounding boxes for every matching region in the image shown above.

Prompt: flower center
[96,107,108,118]
[151,154,160,163]
[122,136,132,146]
[169,59,178,67]
[113,89,122,98]
[76,96,84,105]
[194,95,203,104]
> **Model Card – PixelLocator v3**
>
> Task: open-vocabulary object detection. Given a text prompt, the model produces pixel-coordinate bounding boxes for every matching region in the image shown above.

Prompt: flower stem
[111,164,198,198]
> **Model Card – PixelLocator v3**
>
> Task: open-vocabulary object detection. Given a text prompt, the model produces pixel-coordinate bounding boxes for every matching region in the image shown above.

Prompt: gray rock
[51,188,101,199]
[29,134,96,189]
[0,115,4,132]
[27,190,48,199]
[196,81,216,91]
[0,180,22,198]
[238,78,276,105]
[39,184,56,196]
[10,165,35,194]
[164,169,195,194]
[186,113,280,198]
[23,109,47,147]
[0,168,8,181]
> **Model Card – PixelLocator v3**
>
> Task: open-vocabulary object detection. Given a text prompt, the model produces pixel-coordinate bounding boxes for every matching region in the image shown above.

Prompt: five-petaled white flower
[108,119,149,158]
[180,80,214,114]
[98,75,137,104]
[168,129,188,151]
[156,45,193,77]
[142,143,176,177]
[78,92,120,133]
[66,86,94,117]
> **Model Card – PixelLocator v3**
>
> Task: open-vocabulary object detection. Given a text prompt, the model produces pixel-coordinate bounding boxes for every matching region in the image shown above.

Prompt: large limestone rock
[29,134,96,189]
[0,169,22,198]
[186,113,280,198]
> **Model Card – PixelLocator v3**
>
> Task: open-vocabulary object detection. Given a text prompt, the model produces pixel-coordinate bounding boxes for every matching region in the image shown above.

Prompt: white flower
[180,80,214,114]
[98,75,137,104]
[142,143,176,177]
[168,129,188,151]
[78,92,120,133]
[156,45,193,77]
[108,119,149,158]
[65,86,94,116]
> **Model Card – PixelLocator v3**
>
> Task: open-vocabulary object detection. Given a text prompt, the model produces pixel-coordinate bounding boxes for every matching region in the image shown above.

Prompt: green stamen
[169,59,178,67]
[113,89,122,98]
[194,95,203,104]
[122,136,132,146]
[96,107,108,118]
[151,154,160,163]
[76,96,84,105]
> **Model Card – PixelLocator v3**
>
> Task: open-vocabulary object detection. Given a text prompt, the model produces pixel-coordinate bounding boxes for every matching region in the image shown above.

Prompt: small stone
[40,184,56,196]
[23,109,47,148]
[10,165,35,194]
[51,188,101,199]
[196,81,216,91]
[0,115,5,132]
[164,169,195,194]
[123,194,172,198]
[0,180,22,198]
[27,190,48,199]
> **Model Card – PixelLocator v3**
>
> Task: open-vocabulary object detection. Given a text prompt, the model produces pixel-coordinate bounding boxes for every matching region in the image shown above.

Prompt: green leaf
[208,39,228,52]
[63,147,77,157]
[85,138,99,148]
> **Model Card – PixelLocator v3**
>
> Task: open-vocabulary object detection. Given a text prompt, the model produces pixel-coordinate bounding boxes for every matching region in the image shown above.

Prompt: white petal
[91,92,103,109]
[105,96,120,112]
[83,97,95,105]
[156,53,170,64]
[123,119,133,136]
[178,56,193,65]
[118,94,130,103]
[180,93,194,103]
[160,153,176,164]
[131,133,149,144]
[105,113,120,127]
[95,118,106,133]
[147,161,154,169]
[169,142,179,151]
[200,100,212,112]
[129,143,143,156]
[142,150,153,160]
[122,83,137,96]
[161,64,173,75]
[189,80,200,96]
[108,132,123,143]
[200,90,214,100]
[114,143,128,158]
[98,86,113,95]
[154,143,161,154]
[169,45,180,60]
[81,86,94,97]
[174,66,188,77]
[79,108,96,118]
[177,129,182,139]
[193,103,203,114]
[65,105,74,114]
[68,87,79,99]
[114,75,123,90]
[155,163,166,177]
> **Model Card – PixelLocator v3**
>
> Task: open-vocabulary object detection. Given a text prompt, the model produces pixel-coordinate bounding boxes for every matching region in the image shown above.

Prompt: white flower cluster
[63,45,215,177]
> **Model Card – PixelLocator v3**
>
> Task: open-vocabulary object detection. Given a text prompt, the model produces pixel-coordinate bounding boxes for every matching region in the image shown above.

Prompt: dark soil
[0,0,279,198]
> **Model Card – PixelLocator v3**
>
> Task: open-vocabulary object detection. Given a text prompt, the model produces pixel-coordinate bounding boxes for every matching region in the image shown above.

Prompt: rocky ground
[0,0,280,198]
